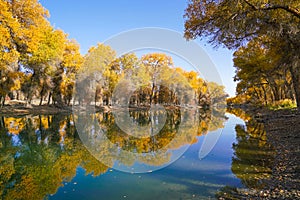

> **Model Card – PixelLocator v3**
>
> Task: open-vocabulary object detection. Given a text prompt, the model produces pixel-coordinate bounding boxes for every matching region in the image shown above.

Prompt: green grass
[268,99,297,110]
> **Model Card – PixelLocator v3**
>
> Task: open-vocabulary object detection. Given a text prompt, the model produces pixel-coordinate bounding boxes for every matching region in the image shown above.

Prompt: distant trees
[77,43,116,106]
[184,0,300,108]
[77,45,227,108]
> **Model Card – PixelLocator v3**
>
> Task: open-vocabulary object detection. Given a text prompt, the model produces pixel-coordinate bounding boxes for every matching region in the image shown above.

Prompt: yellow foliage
[4,117,26,135]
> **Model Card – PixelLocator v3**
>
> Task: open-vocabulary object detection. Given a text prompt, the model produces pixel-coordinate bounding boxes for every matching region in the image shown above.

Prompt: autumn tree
[112,52,225,107]
[51,39,83,106]
[77,43,116,106]
[0,0,83,107]
[141,53,174,105]
[182,70,210,106]
[207,82,228,105]
[1,0,54,105]
[184,0,300,109]
[233,37,294,105]
[111,53,144,106]
[25,27,65,105]
[0,0,25,105]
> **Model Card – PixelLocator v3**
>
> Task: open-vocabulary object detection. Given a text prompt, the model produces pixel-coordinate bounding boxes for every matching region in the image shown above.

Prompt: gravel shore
[219,107,300,199]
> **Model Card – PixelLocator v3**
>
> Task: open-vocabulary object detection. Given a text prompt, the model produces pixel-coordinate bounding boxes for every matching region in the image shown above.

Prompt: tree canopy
[0,0,83,107]
[184,0,300,108]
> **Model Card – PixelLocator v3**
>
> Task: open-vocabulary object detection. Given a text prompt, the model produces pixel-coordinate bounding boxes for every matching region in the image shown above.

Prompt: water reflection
[224,108,275,191]
[0,115,107,200]
[0,109,226,200]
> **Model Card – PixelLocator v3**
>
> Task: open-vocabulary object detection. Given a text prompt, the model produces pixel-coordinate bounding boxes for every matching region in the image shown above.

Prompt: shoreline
[0,103,195,116]
[220,105,300,199]
[0,104,73,116]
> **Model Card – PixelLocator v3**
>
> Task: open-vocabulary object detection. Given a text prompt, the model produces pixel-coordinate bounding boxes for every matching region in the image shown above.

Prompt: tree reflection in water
[0,114,107,200]
[216,108,276,199]
[0,108,226,200]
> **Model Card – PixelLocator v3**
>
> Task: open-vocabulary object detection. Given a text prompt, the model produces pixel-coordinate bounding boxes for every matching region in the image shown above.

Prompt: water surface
[0,109,275,199]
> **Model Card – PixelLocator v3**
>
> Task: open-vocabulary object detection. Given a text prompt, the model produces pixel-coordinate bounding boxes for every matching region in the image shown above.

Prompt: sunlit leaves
[231,38,295,105]
[184,0,300,108]
[184,0,300,48]
[0,0,84,106]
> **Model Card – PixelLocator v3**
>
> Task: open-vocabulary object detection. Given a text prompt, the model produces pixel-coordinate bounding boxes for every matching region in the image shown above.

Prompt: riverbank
[0,100,185,116]
[219,106,300,199]
[0,104,72,116]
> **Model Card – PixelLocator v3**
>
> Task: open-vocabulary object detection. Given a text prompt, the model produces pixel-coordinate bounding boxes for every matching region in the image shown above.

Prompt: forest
[184,0,300,109]
[1,1,300,108]
[0,0,227,109]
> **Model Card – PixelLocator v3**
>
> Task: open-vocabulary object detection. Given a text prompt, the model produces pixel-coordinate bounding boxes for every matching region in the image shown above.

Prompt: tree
[0,0,83,107]
[25,27,65,105]
[78,43,116,105]
[5,0,54,105]
[55,39,83,106]
[141,53,173,105]
[207,82,228,105]
[182,70,209,106]
[0,0,21,106]
[114,53,145,106]
[184,0,300,109]
[233,37,294,105]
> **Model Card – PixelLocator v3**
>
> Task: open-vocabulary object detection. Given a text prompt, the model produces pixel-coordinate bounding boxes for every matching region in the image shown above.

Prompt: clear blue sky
[40,0,236,96]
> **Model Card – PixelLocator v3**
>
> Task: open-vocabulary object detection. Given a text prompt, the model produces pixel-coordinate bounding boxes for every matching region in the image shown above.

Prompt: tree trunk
[39,96,43,106]
[106,95,110,106]
[16,91,20,100]
[150,83,155,105]
[2,96,6,107]
[269,79,280,102]
[47,92,52,105]
[290,65,300,110]
[285,81,295,100]
[0,116,4,128]
[253,87,261,102]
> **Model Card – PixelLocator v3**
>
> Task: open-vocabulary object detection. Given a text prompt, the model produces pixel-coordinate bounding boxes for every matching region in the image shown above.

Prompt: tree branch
[243,0,300,19]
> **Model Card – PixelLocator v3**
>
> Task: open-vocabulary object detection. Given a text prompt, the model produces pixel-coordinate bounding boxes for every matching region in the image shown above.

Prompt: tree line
[184,0,300,109]
[0,0,227,108]
[77,46,227,107]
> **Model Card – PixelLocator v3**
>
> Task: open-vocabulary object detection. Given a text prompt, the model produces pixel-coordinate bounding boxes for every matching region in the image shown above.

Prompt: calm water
[0,109,275,200]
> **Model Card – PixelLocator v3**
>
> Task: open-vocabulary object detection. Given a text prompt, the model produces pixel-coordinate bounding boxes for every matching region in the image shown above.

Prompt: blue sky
[40,0,236,96]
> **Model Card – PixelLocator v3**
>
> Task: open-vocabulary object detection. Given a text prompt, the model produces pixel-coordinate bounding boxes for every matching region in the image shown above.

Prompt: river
[0,108,275,199]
